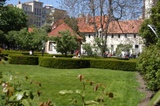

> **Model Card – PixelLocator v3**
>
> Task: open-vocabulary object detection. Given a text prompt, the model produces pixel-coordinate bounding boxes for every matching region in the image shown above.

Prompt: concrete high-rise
[16,0,67,27]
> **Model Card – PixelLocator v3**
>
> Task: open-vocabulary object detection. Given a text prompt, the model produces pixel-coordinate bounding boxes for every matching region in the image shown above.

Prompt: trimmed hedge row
[8,55,39,65]
[39,57,137,71]
[39,57,90,69]
[90,59,136,71]
[8,55,137,71]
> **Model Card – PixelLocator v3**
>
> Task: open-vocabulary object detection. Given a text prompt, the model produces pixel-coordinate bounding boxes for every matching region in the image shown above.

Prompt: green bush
[39,57,90,69]
[39,57,136,71]
[90,59,136,71]
[52,54,74,58]
[137,45,160,91]
[8,54,39,65]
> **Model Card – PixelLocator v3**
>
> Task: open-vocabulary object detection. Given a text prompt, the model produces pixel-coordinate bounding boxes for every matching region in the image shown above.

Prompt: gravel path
[136,72,154,106]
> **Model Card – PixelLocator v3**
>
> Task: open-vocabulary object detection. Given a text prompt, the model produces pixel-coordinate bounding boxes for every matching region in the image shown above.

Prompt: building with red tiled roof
[77,16,144,56]
[46,20,82,54]
[46,15,144,56]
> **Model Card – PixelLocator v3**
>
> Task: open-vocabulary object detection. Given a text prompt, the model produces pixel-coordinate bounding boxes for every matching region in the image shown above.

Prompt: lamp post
[41,40,45,56]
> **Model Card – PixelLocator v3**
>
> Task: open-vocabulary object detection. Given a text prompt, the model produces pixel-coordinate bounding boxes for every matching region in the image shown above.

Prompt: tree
[82,43,93,56]
[51,30,79,56]
[94,37,107,56]
[0,30,6,47]
[64,17,86,41]
[5,30,19,49]
[14,28,48,55]
[139,1,160,46]
[115,44,132,56]
[0,5,27,33]
[0,0,6,6]
[51,8,68,23]
[41,24,52,33]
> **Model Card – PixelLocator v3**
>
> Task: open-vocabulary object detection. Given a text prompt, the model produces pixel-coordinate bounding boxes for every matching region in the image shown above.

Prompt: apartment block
[16,0,67,27]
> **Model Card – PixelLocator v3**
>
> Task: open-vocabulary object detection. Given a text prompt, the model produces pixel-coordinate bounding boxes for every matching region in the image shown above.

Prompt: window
[111,45,114,48]
[111,34,114,38]
[89,34,90,38]
[134,34,136,38]
[135,45,139,48]
[125,34,127,38]
[49,42,53,51]
[118,34,120,38]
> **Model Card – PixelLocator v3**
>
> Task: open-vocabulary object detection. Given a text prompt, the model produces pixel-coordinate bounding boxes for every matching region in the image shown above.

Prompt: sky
[6,0,60,8]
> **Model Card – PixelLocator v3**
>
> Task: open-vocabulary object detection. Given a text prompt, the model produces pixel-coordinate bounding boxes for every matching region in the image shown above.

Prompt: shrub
[39,57,136,71]
[8,54,39,65]
[137,45,160,91]
[39,57,90,69]
[90,59,136,71]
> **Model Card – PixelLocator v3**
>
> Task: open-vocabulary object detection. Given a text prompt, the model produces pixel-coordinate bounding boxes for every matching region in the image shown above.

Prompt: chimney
[86,13,90,24]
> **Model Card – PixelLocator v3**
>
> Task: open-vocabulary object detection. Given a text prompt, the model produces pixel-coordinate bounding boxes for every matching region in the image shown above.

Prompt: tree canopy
[139,1,160,46]
[51,30,79,56]
[0,5,27,33]
[7,28,48,54]
[0,0,6,6]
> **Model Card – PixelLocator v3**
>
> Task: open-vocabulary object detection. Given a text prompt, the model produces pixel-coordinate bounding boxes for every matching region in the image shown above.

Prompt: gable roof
[49,20,83,40]
[77,16,143,34]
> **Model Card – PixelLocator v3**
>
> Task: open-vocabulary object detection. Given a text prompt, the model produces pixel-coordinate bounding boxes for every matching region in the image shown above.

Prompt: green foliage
[90,59,136,71]
[5,30,19,48]
[52,54,74,58]
[0,30,6,45]
[148,90,160,106]
[139,1,160,46]
[82,43,93,56]
[64,17,79,33]
[0,0,6,6]
[59,75,114,106]
[137,45,160,91]
[14,28,48,52]
[0,64,144,106]
[0,71,54,106]
[94,37,107,55]
[8,55,39,65]
[39,57,136,71]
[41,24,52,33]
[0,6,27,33]
[64,17,86,40]
[51,30,79,56]
[116,44,132,56]
[139,19,157,46]
[39,57,90,69]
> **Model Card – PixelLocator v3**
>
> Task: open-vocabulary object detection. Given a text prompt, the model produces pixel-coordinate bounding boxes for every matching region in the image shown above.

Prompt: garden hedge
[39,57,90,69]
[39,57,136,71]
[8,54,39,65]
[90,59,136,71]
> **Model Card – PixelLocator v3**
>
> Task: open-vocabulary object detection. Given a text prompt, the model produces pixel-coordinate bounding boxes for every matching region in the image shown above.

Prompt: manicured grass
[0,64,144,106]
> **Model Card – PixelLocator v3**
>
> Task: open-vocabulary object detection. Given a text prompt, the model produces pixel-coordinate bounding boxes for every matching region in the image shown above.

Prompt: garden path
[136,72,154,106]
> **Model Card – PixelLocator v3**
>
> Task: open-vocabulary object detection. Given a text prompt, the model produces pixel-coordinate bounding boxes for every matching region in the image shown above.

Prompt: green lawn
[0,64,144,106]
